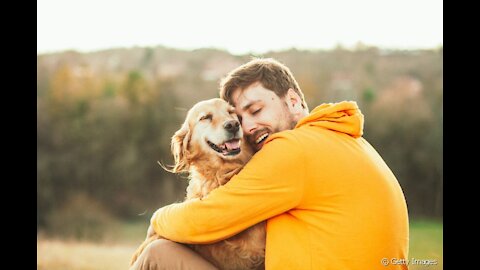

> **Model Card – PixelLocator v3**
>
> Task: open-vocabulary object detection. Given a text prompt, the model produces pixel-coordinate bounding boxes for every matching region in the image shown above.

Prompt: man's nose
[223,120,240,133]
[241,117,257,135]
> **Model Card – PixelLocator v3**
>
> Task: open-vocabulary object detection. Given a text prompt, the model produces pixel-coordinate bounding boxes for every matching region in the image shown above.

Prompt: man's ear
[285,88,309,117]
[286,88,301,109]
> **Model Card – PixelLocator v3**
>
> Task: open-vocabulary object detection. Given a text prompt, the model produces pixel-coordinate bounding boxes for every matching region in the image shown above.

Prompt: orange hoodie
[152,101,409,270]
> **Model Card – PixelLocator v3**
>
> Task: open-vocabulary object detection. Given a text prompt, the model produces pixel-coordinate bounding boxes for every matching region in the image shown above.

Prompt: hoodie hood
[295,101,364,138]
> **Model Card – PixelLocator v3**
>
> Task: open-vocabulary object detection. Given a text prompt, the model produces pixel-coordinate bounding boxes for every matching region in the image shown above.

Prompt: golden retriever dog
[130,98,266,270]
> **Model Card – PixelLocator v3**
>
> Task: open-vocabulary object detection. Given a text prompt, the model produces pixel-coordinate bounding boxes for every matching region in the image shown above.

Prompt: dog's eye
[199,114,212,121]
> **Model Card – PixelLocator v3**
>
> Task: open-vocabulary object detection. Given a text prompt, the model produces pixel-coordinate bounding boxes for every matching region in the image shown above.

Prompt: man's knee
[143,239,178,261]
[132,239,218,270]
[130,239,179,270]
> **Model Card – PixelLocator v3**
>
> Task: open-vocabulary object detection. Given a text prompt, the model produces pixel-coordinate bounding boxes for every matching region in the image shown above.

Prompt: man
[133,58,409,269]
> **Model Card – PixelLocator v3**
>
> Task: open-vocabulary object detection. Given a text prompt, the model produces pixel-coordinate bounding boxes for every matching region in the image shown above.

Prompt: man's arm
[151,133,305,244]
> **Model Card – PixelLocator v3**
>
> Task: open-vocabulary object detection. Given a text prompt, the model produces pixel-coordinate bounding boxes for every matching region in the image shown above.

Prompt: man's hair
[219,58,308,110]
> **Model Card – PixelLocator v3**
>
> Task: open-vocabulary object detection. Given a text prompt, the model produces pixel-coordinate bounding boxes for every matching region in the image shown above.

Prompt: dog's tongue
[225,139,240,150]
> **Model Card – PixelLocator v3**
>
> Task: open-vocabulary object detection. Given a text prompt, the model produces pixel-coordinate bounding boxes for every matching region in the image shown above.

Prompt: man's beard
[246,106,297,151]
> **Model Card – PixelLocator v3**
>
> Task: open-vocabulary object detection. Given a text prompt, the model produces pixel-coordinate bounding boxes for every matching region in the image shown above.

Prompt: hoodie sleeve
[151,132,305,244]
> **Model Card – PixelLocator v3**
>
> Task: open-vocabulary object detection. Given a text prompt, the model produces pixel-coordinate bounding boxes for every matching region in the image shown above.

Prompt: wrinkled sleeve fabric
[151,133,305,244]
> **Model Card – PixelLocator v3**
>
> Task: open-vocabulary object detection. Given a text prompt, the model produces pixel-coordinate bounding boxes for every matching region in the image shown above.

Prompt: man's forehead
[232,91,260,111]
[231,82,266,109]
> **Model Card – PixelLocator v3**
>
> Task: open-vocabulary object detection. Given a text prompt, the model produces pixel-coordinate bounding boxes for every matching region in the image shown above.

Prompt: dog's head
[169,98,251,173]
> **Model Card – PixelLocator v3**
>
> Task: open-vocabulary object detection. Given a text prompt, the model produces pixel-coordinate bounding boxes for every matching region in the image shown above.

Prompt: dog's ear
[170,121,191,173]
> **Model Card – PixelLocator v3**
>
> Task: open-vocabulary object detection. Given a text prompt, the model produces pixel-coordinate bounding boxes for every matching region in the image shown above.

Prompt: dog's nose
[224,120,240,133]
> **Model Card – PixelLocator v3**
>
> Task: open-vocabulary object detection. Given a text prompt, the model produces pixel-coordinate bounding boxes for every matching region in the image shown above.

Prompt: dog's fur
[130,98,266,270]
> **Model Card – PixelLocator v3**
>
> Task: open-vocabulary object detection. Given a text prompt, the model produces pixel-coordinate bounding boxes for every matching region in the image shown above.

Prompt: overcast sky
[37,0,443,55]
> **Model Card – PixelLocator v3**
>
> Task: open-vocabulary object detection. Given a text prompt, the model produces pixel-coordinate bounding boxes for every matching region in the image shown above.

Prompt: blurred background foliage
[37,45,443,240]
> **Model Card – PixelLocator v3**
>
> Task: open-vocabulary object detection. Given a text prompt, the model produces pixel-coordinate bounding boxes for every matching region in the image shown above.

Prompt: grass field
[37,219,443,270]
[408,219,443,270]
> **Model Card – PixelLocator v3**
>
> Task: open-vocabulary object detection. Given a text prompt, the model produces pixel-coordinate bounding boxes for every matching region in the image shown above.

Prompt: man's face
[231,82,297,152]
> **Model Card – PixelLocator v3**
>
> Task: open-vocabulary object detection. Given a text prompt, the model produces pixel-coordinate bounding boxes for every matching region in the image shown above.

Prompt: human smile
[255,132,269,145]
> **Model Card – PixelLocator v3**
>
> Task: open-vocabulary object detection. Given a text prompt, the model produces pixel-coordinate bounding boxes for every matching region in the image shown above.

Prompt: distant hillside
[37,45,442,109]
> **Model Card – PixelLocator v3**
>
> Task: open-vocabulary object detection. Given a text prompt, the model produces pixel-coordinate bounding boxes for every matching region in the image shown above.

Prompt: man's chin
[245,141,257,152]
[248,139,266,152]
[258,140,268,151]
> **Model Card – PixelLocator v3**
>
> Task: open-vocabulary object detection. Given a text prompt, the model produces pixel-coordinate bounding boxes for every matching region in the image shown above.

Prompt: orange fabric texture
[152,101,409,270]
